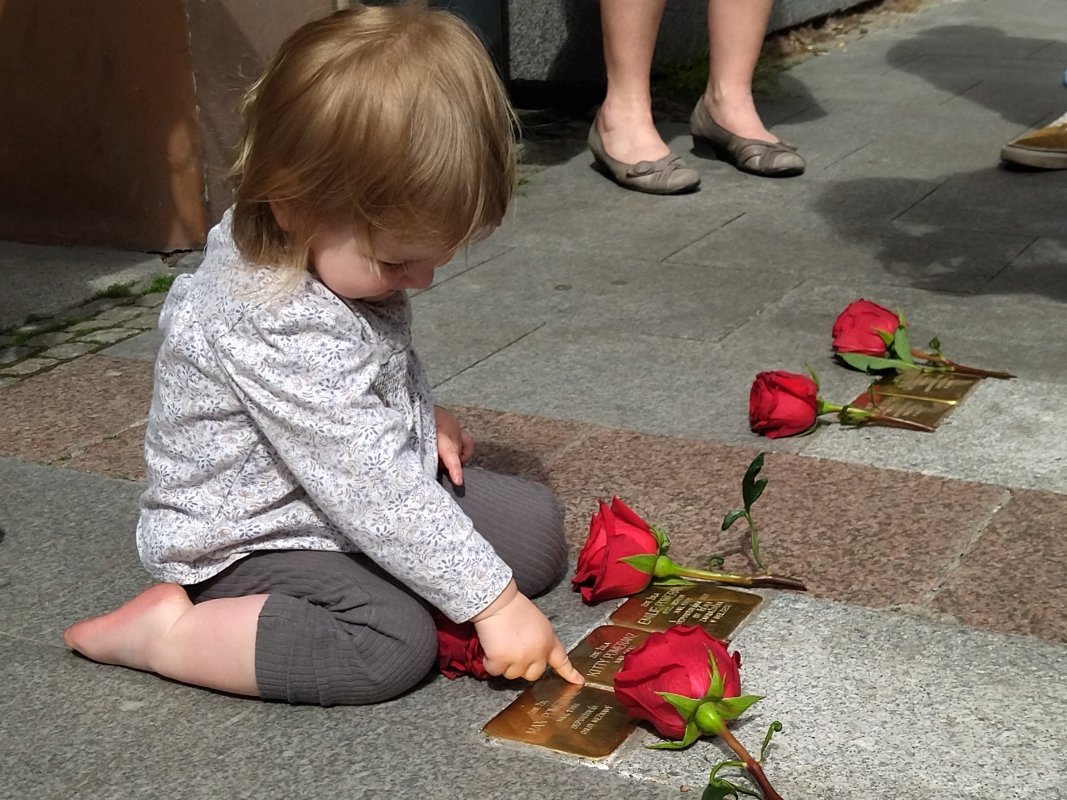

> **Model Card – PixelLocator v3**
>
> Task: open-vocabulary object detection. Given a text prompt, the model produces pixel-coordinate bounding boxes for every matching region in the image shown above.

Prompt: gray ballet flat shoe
[690,100,805,177]
[588,121,701,194]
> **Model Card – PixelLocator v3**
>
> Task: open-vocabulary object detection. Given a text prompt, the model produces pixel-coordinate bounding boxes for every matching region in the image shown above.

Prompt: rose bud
[749,370,818,438]
[432,611,491,680]
[614,626,744,740]
[831,299,900,356]
[571,497,660,602]
[617,627,783,800]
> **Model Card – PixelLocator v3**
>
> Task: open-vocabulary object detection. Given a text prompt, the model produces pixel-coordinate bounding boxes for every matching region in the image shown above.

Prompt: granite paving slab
[931,488,1067,643]
[433,324,819,453]
[803,377,1067,494]
[536,427,1009,610]
[451,405,593,479]
[97,328,165,362]
[983,237,1067,302]
[667,216,1032,294]
[897,172,1067,239]
[0,355,153,463]
[412,246,798,352]
[0,458,144,643]
[616,592,1067,800]
[0,634,218,800]
[718,280,1067,386]
[64,423,148,481]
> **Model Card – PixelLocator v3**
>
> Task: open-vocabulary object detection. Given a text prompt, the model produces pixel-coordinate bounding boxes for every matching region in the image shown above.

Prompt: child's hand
[434,405,474,485]
[472,580,584,685]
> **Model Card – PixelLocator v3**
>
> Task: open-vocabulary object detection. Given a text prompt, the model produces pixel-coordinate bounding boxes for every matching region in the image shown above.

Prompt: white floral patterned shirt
[136,211,512,622]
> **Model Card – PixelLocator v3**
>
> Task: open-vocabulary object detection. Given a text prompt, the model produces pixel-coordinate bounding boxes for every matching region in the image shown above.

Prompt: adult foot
[63,583,192,672]
[701,93,778,143]
[596,100,672,165]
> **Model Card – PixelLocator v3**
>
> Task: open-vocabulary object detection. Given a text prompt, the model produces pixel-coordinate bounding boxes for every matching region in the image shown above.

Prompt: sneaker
[1001,109,1067,169]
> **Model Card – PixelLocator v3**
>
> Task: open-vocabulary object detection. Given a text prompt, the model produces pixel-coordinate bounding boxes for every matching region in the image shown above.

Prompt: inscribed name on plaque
[610,585,761,638]
[874,370,981,404]
[567,626,648,690]
[851,386,955,429]
[482,676,637,758]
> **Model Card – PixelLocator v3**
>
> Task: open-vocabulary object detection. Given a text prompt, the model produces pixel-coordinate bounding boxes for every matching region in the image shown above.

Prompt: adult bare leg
[63,584,265,696]
[597,0,672,164]
[702,0,777,142]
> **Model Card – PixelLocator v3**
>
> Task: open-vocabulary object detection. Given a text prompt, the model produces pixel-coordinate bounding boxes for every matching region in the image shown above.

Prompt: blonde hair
[229,2,515,278]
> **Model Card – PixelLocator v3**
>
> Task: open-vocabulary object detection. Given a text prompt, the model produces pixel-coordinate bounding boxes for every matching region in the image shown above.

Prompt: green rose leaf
[838,351,914,373]
[741,453,766,510]
[647,720,701,751]
[650,524,671,554]
[891,323,914,365]
[721,509,746,531]
[875,327,895,347]
[657,691,702,721]
[715,694,763,720]
[618,554,659,574]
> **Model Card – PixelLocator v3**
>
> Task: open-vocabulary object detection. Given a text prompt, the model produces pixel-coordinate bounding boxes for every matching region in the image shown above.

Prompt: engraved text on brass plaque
[482,676,637,758]
[567,626,648,689]
[609,585,761,638]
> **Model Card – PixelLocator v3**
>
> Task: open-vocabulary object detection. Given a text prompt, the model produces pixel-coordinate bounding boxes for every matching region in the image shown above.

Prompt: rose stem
[864,413,936,433]
[715,725,784,800]
[667,565,807,592]
[910,349,1015,379]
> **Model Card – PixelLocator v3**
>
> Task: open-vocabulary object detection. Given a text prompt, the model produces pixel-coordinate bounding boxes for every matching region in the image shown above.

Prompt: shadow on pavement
[886,25,1065,126]
[813,172,1067,301]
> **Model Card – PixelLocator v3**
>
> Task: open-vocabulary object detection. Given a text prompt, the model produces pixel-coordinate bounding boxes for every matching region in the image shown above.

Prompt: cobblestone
[122,312,160,330]
[24,331,73,348]
[0,347,36,365]
[42,342,97,360]
[92,306,147,325]
[80,328,138,345]
[78,297,132,317]
[0,357,57,377]
[136,292,167,308]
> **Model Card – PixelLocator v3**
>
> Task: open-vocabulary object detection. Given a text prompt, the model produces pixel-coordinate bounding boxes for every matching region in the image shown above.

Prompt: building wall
[0,0,208,250]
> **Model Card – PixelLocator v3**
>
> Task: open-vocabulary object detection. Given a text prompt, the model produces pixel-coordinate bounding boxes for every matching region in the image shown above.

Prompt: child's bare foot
[63,583,192,672]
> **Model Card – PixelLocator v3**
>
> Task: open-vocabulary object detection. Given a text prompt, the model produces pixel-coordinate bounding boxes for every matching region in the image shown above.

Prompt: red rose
[831,299,900,356]
[749,371,818,438]
[571,497,659,603]
[614,626,742,739]
[432,612,491,680]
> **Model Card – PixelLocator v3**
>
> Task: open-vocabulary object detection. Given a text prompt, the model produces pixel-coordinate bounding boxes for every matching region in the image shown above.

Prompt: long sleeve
[211,299,513,622]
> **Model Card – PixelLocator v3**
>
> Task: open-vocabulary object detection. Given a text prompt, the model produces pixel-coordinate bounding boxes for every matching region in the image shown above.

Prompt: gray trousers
[185,467,567,706]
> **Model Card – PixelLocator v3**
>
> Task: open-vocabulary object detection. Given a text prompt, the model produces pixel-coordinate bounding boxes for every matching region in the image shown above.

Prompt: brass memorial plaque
[874,370,981,404]
[609,585,762,638]
[482,676,637,758]
[567,626,648,690]
[851,387,956,429]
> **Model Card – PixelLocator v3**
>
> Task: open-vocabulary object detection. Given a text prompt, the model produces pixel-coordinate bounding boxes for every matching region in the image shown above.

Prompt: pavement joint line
[879,52,925,75]
[49,416,150,468]
[1025,39,1059,60]
[432,321,547,390]
[821,139,875,171]
[712,276,808,348]
[0,629,64,649]
[937,79,984,106]
[918,488,1013,608]
[660,217,745,263]
[419,246,516,297]
[887,174,951,223]
[978,234,1041,291]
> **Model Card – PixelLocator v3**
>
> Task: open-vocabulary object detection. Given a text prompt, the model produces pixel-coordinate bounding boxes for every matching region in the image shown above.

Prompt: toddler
[63,2,582,705]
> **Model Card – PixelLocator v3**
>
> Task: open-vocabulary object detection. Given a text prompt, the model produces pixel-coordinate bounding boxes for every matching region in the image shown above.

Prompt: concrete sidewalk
[3,1,1067,798]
